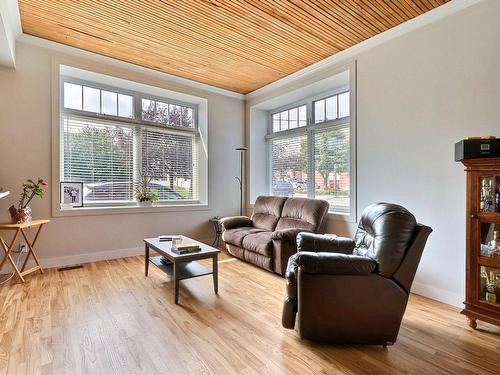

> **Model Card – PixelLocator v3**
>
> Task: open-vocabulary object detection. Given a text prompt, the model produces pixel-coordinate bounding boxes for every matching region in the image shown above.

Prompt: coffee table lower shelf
[149,256,213,280]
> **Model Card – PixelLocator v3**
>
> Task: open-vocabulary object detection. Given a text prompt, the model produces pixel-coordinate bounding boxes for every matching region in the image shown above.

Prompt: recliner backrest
[353,203,417,278]
[392,224,432,292]
[251,196,287,231]
[275,197,329,233]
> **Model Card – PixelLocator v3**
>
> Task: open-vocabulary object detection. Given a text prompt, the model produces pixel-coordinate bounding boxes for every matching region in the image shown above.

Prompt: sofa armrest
[295,252,377,275]
[297,232,355,254]
[271,228,309,245]
[220,216,253,230]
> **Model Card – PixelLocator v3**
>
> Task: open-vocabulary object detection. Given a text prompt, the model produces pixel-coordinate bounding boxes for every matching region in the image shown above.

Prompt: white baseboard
[0,246,142,275]
[41,246,144,269]
[411,281,464,308]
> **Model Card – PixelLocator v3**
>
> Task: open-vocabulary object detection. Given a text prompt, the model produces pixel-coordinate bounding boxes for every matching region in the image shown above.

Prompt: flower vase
[9,205,32,224]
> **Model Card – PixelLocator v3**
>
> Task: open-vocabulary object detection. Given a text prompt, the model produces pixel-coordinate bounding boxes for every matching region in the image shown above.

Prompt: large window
[268,90,352,215]
[60,78,200,207]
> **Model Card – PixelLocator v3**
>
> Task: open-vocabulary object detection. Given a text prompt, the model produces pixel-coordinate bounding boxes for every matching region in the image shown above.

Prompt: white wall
[0,41,245,267]
[248,108,269,202]
[356,0,500,306]
[246,0,500,306]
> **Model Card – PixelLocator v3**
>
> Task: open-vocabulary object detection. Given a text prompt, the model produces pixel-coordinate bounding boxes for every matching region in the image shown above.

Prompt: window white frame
[61,76,199,131]
[265,70,356,222]
[51,63,209,217]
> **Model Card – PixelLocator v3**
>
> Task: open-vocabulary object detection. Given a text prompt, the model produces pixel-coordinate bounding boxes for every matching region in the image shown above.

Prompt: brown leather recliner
[282,202,432,345]
[221,196,329,275]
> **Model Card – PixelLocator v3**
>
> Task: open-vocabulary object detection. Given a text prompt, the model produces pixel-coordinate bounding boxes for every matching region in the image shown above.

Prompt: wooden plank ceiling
[18,0,448,94]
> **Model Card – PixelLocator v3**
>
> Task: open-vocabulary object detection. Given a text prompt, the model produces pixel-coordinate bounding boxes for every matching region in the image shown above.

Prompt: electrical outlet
[19,244,27,253]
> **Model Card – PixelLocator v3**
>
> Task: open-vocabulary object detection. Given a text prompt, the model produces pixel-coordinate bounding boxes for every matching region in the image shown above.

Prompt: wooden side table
[0,219,50,283]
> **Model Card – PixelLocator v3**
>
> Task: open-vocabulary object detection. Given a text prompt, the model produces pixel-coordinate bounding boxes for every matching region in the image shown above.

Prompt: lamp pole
[235,147,247,216]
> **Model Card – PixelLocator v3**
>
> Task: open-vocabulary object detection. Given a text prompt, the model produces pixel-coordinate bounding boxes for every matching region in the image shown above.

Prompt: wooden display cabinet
[461,158,500,329]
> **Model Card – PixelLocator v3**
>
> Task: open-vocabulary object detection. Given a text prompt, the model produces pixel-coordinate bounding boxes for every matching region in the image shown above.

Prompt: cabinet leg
[467,318,477,329]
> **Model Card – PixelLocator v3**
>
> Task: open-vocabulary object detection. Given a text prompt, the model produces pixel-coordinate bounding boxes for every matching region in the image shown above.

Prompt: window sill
[51,203,210,218]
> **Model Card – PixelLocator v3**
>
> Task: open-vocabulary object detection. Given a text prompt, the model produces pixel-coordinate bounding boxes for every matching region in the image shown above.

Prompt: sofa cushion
[251,196,287,231]
[222,227,265,247]
[242,231,273,257]
[275,197,329,233]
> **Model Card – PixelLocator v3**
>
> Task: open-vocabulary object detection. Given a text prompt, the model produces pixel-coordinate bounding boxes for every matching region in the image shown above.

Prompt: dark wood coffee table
[144,235,220,304]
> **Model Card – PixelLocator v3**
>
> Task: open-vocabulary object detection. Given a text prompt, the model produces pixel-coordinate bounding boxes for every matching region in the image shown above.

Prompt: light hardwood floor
[0,251,499,375]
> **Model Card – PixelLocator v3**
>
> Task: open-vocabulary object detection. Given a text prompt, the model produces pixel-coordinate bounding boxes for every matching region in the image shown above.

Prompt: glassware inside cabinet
[479,222,500,258]
[479,265,500,305]
[479,176,500,213]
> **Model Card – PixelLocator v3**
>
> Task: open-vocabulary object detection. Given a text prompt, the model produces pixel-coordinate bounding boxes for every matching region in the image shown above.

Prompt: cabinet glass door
[479,265,500,305]
[479,176,500,213]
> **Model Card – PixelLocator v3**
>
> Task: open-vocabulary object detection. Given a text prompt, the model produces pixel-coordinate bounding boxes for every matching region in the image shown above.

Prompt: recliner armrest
[220,216,253,230]
[295,252,377,275]
[297,232,355,254]
[271,228,309,245]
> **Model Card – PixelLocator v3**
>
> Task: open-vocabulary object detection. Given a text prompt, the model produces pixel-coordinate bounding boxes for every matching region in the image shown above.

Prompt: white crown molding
[245,0,483,101]
[17,34,245,100]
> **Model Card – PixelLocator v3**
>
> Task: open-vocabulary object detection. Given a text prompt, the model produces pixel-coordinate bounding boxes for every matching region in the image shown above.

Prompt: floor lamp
[235,147,247,216]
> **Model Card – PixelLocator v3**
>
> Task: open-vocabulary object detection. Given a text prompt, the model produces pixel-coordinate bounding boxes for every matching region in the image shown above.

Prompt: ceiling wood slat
[18,0,448,93]
[22,2,292,76]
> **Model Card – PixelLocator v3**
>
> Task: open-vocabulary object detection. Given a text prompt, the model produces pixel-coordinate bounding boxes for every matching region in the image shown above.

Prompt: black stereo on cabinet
[455,138,500,161]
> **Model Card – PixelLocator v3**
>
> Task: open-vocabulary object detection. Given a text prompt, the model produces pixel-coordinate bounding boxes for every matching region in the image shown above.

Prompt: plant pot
[9,205,32,224]
[138,200,153,207]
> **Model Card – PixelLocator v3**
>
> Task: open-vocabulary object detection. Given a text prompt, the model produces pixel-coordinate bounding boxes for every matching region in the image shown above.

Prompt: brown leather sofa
[221,196,329,275]
[282,202,432,345]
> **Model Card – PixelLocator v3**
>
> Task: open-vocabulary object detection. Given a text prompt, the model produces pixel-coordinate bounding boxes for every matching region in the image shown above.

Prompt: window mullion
[134,92,142,121]
[133,126,143,201]
[307,128,315,199]
[267,139,272,195]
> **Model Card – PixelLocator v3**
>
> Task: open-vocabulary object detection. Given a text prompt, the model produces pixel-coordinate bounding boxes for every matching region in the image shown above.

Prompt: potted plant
[9,178,47,223]
[134,175,158,206]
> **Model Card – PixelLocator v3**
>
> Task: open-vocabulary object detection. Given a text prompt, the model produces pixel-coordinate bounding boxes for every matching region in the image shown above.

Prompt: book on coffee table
[172,243,201,255]
[158,235,182,242]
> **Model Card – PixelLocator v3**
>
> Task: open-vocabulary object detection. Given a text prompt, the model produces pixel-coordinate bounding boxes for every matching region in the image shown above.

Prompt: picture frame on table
[60,182,83,208]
